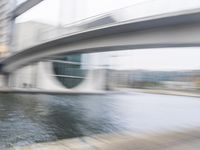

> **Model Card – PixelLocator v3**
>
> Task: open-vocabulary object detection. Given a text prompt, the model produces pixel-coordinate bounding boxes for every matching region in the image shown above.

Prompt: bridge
[1,0,200,92]
[1,1,200,149]
[1,9,200,72]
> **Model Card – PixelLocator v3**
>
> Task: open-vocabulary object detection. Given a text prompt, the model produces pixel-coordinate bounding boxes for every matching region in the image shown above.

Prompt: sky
[106,48,200,71]
[16,0,200,25]
[16,0,149,25]
[16,0,200,71]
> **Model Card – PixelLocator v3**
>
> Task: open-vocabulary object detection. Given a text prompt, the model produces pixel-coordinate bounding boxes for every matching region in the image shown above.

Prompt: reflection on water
[0,93,200,148]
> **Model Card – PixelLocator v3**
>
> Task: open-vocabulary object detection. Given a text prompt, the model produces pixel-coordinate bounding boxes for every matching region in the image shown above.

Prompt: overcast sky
[16,0,200,71]
[106,48,200,71]
[16,0,153,25]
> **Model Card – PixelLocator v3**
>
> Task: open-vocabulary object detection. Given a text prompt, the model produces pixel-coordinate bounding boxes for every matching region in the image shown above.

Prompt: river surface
[0,92,200,148]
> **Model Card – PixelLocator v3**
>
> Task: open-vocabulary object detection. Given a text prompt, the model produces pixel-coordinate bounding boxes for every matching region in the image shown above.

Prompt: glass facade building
[52,54,87,88]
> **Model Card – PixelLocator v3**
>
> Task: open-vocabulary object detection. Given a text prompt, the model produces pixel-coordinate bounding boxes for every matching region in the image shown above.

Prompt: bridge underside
[2,10,200,73]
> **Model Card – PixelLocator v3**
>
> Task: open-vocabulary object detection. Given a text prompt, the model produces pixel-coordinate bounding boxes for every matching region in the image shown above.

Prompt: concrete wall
[9,21,106,92]
[8,61,106,92]
[35,62,106,92]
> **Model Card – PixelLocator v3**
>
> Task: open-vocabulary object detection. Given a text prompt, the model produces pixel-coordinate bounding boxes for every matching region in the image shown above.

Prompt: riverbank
[0,88,106,95]
[4,128,200,150]
[0,88,199,97]
[117,88,200,98]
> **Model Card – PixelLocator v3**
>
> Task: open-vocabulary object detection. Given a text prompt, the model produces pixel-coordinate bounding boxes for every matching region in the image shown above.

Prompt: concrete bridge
[1,9,200,73]
[1,0,200,92]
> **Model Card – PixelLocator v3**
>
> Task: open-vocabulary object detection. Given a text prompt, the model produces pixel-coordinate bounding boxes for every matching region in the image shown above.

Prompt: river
[0,92,200,148]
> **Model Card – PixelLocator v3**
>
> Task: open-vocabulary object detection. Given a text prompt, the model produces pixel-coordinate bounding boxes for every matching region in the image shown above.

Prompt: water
[0,92,200,148]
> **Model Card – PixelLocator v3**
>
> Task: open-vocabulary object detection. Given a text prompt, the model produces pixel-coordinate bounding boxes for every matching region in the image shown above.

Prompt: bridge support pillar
[0,73,9,88]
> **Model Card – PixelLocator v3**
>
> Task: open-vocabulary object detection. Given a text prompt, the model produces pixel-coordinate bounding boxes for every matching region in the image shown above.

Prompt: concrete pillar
[0,73,9,88]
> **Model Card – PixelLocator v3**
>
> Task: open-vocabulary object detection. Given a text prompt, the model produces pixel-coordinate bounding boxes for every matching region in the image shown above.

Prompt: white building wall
[35,62,106,92]
[8,0,106,91]
[59,0,88,25]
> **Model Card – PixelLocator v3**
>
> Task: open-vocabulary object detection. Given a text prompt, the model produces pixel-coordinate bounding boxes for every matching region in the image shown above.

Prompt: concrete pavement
[4,128,200,150]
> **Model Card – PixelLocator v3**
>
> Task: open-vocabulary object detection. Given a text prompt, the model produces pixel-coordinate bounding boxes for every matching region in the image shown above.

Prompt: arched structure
[1,9,200,73]
[1,6,200,92]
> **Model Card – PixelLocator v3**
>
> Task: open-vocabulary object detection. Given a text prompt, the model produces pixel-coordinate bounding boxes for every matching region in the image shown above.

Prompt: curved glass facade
[52,54,87,89]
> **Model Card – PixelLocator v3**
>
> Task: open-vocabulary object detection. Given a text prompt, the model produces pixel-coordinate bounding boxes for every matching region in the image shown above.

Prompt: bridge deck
[2,9,200,73]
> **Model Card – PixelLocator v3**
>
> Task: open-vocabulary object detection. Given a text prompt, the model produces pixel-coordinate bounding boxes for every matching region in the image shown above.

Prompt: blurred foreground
[4,128,200,150]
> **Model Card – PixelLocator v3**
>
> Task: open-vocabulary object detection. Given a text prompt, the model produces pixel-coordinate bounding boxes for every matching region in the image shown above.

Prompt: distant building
[14,21,53,50]
[11,21,90,89]
[10,11,111,90]
[0,0,14,56]
[161,81,195,90]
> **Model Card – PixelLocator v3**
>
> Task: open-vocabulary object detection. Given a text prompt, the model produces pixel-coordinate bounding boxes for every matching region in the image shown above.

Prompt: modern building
[2,0,107,91]
[10,21,106,91]
[0,0,14,56]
